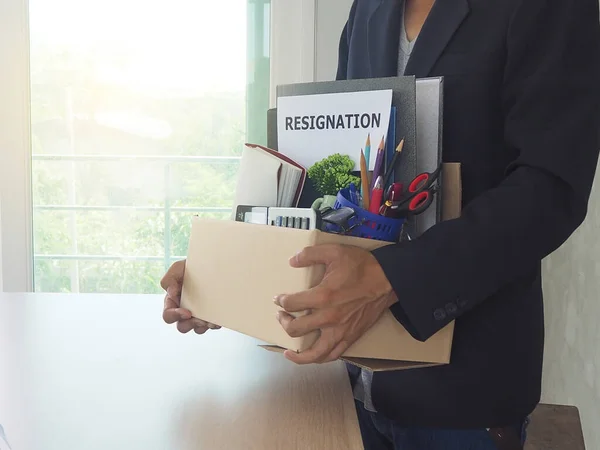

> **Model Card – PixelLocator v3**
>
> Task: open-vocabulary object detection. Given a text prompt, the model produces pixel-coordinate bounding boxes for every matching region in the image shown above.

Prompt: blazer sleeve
[371,0,600,341]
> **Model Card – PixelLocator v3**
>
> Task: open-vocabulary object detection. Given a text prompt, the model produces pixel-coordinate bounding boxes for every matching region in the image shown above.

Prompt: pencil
[360,148,370,210]
[364,133,371,170]
[364,134,372,188]
[370,135,386,192]
[382,138,405,187]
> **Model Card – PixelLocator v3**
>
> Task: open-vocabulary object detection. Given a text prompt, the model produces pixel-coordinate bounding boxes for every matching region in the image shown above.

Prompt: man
[162,0,600,448]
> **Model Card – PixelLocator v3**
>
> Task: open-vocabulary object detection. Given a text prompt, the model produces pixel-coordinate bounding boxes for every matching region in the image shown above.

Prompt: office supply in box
[267,76,444,237]
[181,163,461,372]
[359,149,370,210]
[236,205,319,230]
[414,77,444,235]
[364,134,372,176]
[369,176,384,214]
[276,89,394,171]
[384,106,397,182]
[233,143,306,210]
[387,165,441,218]
[273,77,417,197]
[327,186,406,241]
[235,205,269,224]
[370,137,386,193]
[268,207,318,230]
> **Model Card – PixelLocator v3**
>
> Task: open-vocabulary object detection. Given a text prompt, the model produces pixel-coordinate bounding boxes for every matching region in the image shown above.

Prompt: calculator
[267,207,318,230]
[234,205,318,230]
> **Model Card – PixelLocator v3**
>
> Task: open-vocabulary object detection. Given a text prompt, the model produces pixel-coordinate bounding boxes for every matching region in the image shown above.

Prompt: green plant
[307,153,361,196]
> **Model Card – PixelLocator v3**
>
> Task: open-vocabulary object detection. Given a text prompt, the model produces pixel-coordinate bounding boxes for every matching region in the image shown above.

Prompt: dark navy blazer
[337,0,600,428]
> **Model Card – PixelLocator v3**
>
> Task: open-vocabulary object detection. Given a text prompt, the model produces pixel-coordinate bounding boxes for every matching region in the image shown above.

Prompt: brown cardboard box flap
[181,163,462,371]
[260,345,446,372]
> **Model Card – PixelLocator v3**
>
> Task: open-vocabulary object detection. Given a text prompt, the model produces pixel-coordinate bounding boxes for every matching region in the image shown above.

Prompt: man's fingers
[320,340,349,363]
[163,293,192,324]
[283,333,338,365]
[166,284,182,300]
[177,319,196,334]
[277,287,354,313]
[290,245,342,268]
[176,318,211,334]
[275,284,344,312]
[163,292,181,312]
[163,307,192,325]
[160,260,186,291]
[277,309,339,338]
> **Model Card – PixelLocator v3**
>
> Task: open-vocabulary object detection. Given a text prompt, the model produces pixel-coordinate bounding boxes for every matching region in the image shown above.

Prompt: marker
[369,176,384,214]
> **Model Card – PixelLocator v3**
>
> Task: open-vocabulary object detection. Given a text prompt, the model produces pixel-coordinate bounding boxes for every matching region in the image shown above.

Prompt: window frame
[0,0,34,292]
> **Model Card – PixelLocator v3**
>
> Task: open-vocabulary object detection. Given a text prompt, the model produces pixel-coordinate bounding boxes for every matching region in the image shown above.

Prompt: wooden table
[0,293,364,450]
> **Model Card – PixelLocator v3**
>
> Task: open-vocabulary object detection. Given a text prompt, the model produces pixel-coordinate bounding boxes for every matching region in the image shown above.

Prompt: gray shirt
[352,6,418,414]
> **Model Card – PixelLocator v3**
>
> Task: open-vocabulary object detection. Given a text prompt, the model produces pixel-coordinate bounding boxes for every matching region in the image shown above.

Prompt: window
[1,0,321,293]
[26,0,271,293]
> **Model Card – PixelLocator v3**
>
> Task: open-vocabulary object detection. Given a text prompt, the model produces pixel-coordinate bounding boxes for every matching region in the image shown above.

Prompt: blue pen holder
[325,187,405,242]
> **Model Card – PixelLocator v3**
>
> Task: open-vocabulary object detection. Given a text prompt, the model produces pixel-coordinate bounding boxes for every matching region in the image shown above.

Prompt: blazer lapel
[404,0,470,77]
[367,0,403,78]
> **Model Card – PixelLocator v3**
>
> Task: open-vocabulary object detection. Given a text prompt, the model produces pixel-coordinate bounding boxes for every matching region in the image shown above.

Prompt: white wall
[269,0,352,106]
[270,0,316,106]
[541,162,600,448]
[539,7,600,449]
[315,0,354,81]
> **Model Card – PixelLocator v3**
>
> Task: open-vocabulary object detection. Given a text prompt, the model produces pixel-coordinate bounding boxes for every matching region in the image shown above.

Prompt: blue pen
[364,134,371,171]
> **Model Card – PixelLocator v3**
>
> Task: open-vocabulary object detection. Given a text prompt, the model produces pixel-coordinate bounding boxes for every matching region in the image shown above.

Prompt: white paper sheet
[276,90,393,170]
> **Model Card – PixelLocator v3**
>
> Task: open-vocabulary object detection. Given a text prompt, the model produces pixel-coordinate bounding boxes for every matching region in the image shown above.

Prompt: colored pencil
[370,135,386,192]
[382,138,405,187]
[364,133,371,170]
[360,148,370,210]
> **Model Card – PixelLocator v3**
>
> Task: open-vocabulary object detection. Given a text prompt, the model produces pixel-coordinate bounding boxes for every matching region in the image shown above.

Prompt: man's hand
[161,260,220,334]
[275,245,397,364]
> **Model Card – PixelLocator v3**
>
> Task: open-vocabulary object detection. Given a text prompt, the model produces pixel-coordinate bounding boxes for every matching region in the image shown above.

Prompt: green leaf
[307,154,361,196]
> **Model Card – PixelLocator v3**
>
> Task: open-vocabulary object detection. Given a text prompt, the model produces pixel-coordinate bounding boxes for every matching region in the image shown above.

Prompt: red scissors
[389,165,441,217]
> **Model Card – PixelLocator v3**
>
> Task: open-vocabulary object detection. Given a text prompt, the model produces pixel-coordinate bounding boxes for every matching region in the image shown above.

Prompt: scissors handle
[391,187,436,217]
[407,166,441,194]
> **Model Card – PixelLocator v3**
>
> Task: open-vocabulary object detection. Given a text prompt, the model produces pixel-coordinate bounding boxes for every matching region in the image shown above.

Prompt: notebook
[233,143,306,210]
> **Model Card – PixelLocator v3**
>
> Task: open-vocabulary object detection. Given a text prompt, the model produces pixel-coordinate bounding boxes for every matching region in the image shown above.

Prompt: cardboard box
[181,163,461,371]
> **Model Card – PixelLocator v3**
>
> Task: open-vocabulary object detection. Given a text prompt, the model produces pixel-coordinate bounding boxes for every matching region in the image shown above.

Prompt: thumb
[290,245,340,268]
[160,259,186,291]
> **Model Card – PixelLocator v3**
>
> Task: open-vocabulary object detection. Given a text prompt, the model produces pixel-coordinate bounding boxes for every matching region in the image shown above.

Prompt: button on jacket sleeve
[367,0,600,341]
